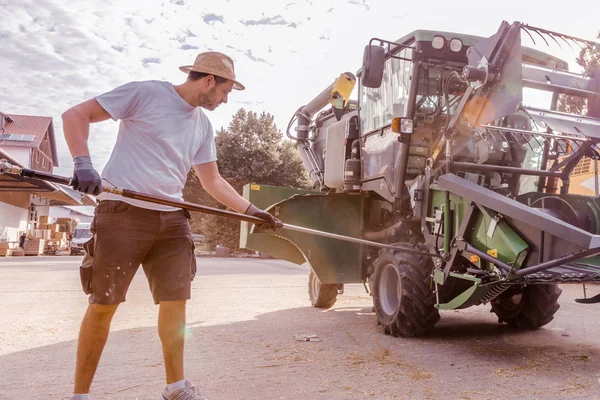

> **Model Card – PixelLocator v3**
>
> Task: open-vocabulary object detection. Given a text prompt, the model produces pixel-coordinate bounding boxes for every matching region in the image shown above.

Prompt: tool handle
[119,189,267,225]
[0,161,441,257]
[0,162,268,226]
[20,168,73,186]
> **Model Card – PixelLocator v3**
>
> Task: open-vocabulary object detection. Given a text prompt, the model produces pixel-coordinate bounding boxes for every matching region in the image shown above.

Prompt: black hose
[443,71,467,134]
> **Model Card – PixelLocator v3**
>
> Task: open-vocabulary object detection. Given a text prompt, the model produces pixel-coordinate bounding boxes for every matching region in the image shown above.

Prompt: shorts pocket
[190,238,197,281]
[80,236,95,295]
[80,255,93,295]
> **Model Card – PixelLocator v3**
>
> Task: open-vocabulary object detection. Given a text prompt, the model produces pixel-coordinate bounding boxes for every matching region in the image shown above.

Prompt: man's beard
[198,88,218,108]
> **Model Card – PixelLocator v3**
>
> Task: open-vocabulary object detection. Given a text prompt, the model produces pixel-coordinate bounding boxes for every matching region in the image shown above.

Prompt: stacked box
[48,224,60,232]
[39,216,52,225]
[0,243,10,257]
[32,230,52,240]
[24,239,45,256]
[0,243,25,257]
[39,224,60,232]
[56,218,74,233]
[52,232,67,240]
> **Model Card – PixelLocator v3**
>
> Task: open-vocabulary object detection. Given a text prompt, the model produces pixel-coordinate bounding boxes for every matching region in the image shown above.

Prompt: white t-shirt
[95,80,216,211]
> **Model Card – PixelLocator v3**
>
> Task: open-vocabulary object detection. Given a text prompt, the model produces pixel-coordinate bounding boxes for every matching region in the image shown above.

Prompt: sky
[1,0,599,178]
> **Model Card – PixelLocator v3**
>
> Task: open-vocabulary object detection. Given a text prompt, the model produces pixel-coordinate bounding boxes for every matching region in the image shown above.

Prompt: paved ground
[1,256,600,400]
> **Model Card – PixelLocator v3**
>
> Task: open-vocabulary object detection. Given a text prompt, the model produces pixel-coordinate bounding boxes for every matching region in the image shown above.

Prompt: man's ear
[204,75,216,89]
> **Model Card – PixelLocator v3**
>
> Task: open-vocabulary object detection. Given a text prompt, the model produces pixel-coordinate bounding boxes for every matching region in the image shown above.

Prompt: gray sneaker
[162,379,207,400]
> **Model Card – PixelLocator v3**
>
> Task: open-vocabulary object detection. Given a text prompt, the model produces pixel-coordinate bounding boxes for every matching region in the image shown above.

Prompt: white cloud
[1,0,598,179]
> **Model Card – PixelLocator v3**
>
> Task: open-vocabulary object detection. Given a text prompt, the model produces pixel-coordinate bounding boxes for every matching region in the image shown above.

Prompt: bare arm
[62,99,111,158]
[193,162,250,213]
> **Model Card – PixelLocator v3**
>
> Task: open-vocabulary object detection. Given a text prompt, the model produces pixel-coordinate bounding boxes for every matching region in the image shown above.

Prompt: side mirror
[361,45,385,88]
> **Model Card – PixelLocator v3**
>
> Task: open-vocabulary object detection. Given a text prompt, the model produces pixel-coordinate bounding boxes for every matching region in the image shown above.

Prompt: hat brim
[179,66,245,90]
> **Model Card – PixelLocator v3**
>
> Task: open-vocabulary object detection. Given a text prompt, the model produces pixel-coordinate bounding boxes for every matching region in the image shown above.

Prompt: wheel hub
[310,271,320,299]
[379,263,401,316]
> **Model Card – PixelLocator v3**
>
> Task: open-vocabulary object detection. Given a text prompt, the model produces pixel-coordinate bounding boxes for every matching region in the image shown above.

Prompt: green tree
[557,31,600,114]
[182,108,309,250]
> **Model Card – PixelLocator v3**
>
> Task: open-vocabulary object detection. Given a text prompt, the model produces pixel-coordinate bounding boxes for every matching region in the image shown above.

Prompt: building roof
[0,113,60,167]
[0,148,81,206]
[63,205,96,217]
[59,185,97,206]
[0,112,14,123]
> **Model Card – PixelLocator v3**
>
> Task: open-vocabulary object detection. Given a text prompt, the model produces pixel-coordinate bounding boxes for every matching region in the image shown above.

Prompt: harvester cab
[241,21,600,337]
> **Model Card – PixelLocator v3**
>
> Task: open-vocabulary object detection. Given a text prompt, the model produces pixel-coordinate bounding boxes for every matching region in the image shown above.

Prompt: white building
[0,112,94,244]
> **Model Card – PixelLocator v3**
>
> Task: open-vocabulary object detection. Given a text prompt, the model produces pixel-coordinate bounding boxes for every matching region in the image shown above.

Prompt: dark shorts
[80,200,196,305]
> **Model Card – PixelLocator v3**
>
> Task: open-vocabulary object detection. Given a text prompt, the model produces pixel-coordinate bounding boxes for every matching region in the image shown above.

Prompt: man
[62,51,282,400]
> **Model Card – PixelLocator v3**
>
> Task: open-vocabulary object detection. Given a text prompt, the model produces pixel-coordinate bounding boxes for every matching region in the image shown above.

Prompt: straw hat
[179,51,245,90]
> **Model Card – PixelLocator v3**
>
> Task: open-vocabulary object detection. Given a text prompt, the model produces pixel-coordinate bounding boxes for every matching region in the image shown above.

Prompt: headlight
[450,38,463,52]
[432,35,445,50]
[392,117,414,134]
[547,59,557,69]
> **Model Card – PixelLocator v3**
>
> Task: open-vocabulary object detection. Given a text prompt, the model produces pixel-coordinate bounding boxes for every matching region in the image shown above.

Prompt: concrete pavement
[2,256,600,399]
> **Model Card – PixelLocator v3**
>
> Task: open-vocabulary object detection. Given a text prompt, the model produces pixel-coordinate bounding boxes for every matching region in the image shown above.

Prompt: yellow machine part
[329,72,356,109]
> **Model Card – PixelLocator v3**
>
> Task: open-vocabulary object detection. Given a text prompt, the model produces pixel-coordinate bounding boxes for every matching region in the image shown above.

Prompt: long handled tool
[0,160,441,257]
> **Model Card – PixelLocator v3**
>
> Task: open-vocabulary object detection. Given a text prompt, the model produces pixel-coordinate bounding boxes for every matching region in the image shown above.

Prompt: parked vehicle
[70,222,92,256]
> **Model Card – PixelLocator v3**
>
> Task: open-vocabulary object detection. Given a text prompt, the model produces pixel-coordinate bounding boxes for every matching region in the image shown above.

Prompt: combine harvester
[240,21,600,337]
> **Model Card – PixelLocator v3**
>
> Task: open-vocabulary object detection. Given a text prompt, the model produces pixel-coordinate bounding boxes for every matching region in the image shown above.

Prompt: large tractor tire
[308,269,338,309]
[491,284,562,329]
[372,245,440,337]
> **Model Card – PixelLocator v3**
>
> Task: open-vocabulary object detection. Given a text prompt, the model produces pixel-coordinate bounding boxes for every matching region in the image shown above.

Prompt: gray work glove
[245,204,283,230]
[72,156,103,196]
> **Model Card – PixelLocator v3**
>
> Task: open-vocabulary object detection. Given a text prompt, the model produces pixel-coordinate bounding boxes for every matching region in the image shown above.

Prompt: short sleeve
[192,118,218,165]
[95,82,141,121]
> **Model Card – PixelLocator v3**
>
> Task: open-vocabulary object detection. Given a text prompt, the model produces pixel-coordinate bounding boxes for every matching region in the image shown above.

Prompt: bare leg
[73,303,119,394]
[158,300,187,384]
